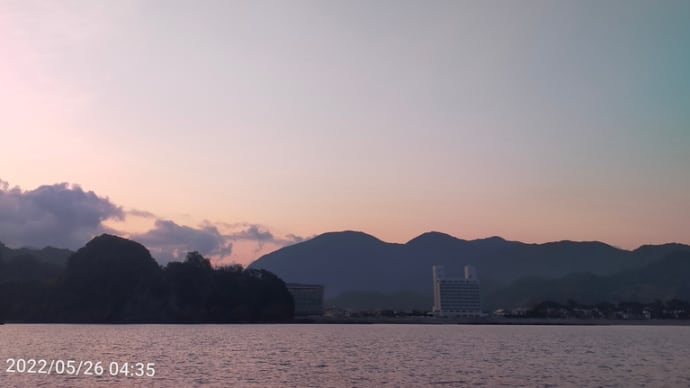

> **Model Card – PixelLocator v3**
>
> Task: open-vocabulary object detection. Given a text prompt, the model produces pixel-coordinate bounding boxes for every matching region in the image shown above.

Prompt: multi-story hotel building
[432,265,481,317]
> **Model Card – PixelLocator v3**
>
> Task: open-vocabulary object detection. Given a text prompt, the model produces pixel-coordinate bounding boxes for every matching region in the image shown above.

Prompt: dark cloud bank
[0,179,305,263]
[0,180,123,249]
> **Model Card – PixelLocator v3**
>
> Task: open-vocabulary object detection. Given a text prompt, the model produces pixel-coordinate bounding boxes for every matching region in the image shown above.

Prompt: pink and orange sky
[2,1,689,265]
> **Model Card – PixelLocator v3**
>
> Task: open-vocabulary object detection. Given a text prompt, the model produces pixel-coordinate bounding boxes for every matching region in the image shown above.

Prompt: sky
[1,0,689,265]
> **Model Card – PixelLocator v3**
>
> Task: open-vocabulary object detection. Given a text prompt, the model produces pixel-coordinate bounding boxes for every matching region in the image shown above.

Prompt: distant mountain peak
[312,230,384,243]
[542,240,618,250]
[635,242,690,251]
[478,236,506,242]
[69,234,159,274]
[405,231,463,245]
[406,232,511,246]
[79,234,152,258]
[0,240,73,267]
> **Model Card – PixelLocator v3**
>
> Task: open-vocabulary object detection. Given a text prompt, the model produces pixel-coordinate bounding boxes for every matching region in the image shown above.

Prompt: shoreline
[293,316,690,326]
[3,318,690,326]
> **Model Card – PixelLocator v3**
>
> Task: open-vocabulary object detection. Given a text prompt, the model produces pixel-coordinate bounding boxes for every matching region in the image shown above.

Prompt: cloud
[126,208,157,218]
[132,220,307,264]
[227,225,275,242]
[224,224,310,249]
[130,219,233,263]
[0,179,309,264]
[188,222,310,259]
[214,221,308,245]
[284,233,306,245]
[0,180,124,249]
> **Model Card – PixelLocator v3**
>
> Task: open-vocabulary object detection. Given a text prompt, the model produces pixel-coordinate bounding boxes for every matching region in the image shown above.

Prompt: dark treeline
[0,234,293,323]
[521,299,690,320]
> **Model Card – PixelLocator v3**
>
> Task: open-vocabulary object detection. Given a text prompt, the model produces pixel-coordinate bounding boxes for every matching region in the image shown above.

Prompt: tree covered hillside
[0,234,293,323]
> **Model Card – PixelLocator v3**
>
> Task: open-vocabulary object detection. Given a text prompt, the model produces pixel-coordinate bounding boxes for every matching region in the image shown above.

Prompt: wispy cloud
[129,219,233,263]
[126,208,157,218]
[284,233,306,245]
[216,222,308,246]
[227,224,274,242]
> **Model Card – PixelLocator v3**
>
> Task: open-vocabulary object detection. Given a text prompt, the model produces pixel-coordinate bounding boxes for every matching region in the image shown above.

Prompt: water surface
[1,324,688,387]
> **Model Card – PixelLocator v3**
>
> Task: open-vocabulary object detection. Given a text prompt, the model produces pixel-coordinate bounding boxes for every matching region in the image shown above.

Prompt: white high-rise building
[432,265,481,317]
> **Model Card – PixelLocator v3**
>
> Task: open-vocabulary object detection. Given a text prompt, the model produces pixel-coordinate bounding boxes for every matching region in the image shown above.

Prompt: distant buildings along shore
[287,283,325,316]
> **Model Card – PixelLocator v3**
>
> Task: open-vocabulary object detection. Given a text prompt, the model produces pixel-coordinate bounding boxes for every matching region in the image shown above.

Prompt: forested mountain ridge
[249,231,690,309]
[489,250,690,308]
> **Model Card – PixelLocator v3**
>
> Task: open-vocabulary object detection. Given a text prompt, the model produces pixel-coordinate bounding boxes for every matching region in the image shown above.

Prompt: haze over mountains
[249,231,690,310]
[0,241,72,267]
[492,251,690,308]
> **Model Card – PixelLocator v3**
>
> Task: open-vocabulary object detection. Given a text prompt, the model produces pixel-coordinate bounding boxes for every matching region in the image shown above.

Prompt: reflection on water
[1,324,689,387]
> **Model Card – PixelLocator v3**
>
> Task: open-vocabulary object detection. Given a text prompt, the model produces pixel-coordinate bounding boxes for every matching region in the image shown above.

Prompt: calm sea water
[1,324,689,387]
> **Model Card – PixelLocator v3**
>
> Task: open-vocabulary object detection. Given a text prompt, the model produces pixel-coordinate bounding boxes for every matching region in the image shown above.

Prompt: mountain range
[248,231,690,310]
[3,231,689,312]
[0,241,73,266]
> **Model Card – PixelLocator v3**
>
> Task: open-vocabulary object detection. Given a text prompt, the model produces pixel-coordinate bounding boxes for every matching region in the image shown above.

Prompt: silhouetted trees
[62,234,166,322]
[164,252,294,322]
[0,253,64,322]
[0,234,293,323]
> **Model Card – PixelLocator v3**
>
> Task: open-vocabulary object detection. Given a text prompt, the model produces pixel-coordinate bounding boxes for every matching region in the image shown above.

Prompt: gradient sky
[2,0,689,265]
